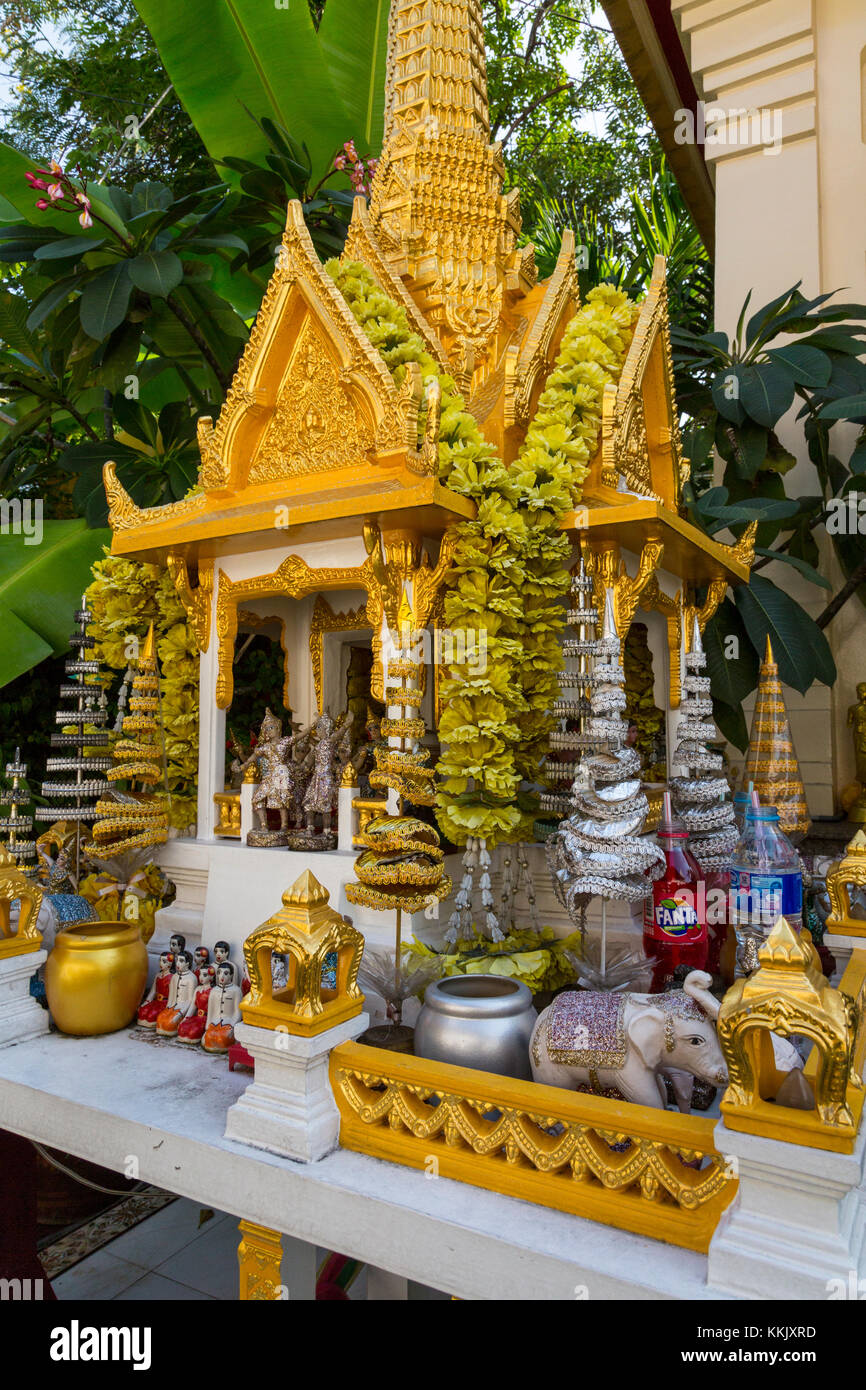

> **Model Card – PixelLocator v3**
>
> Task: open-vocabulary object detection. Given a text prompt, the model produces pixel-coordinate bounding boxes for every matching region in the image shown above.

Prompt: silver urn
[414,975,537,1080]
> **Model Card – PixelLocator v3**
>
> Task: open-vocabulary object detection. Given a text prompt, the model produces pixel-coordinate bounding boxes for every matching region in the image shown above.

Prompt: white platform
[0,1028,723,1301]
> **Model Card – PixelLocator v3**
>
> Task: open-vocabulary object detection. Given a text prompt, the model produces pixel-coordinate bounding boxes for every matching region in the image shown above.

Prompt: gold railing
[330,1042,737,1252]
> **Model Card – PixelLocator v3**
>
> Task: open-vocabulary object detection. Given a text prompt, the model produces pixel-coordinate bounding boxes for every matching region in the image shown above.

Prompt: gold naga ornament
[717,917,866,1151]
[742,636,811,840]
[85,624,169,857]
[0,846,44,959]
[241,869,364,1036]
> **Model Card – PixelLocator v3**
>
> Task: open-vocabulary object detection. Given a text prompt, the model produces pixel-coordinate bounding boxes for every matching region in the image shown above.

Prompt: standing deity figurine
[289,711,341,850]
[235,708,296,847]
[847,683,866,823]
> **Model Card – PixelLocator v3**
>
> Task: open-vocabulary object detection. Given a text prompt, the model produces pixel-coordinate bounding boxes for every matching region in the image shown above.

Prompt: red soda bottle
[643,793,708,992]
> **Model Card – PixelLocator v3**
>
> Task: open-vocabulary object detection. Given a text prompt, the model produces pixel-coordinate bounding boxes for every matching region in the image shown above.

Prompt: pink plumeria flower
[334,154,346,170]
[25,172,48,190]
[78,206,93,229]
[35,198,50,210]
[47,182,63,201]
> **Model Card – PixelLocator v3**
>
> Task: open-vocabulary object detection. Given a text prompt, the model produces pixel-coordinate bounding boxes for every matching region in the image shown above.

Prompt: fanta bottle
[643,793,708,992]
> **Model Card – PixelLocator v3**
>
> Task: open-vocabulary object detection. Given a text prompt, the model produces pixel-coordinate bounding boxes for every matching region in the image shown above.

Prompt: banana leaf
[133,0,390,185]
[0,520,110,687]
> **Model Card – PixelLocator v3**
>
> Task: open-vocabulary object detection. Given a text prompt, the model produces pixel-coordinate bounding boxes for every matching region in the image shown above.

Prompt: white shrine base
[154,836,637,957]
[0,1028,724,1300]
[0,950,49,1049]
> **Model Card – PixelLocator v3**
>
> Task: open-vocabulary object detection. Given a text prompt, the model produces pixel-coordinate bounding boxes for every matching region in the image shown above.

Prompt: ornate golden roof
[102,0,750,596]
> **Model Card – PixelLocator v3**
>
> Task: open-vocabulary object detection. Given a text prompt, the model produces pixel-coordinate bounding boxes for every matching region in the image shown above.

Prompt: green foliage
[0,0,211,191]
[525,158,713,335]
[0,520,111,686]
[675,283,866,744]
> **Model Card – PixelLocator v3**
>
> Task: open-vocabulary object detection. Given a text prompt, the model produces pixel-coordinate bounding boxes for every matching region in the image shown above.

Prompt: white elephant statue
[530,970,727,1110]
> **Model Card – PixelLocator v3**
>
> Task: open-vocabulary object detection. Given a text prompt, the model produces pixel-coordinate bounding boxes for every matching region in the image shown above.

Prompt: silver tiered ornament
[35,602,112,882]
[546,588,665,934]
[670,616,738,872]
[536,559,598,840]
[0,748,37,877]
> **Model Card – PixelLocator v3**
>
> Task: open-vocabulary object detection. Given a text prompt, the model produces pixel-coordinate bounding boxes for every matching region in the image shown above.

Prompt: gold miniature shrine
[0,848,44,959]
[825,830,866,937]
[241,870,364,1035]
[718,919,866,1152]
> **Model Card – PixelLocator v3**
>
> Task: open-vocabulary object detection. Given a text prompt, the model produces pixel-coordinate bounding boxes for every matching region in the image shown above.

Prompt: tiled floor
[52,1199,243,1301]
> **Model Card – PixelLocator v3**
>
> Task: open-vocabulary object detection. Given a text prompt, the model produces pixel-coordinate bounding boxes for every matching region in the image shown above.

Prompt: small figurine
[235,708,298,847]
[288,711,341,850]
[847,683,866,822]
[213,938,250,995]
[193,945,210,982]
[177,964,216,1045]
[170,932,186,958]
[156,950,197,1037]
[137,951,175,1029]
[202,961,243,1053]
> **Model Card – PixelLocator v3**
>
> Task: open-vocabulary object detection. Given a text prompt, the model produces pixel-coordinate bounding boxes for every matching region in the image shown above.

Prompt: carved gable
[597,255,688,507]
[197,203,415,493]
[248,316,375,485]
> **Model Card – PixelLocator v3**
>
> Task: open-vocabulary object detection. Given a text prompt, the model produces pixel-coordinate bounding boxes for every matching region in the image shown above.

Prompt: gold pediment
[196,203,420,493]
[590,255,687,508]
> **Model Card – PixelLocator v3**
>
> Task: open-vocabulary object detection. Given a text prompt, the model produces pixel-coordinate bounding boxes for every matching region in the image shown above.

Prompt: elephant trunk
[682,969,720,1019]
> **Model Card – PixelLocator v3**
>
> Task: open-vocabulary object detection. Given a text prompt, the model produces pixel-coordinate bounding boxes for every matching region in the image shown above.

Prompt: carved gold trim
[504,229,580,431]
[601,256,686,505]
[331,1041,736,1252]
[639,575,683,710]
[309,596,371,715]
[215,555,373,710]
[166,552,213,653]
[237,1221,283,1301]
[362,521,456,703]
[103,461,206,534]
[213,791,241,839]
[583,538,665,641]
[719,919,865,1151]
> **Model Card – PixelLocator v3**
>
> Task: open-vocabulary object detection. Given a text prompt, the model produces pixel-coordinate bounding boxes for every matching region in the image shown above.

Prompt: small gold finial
[282,869,330,908]
[763,635,774,664]
[141,622,156,664]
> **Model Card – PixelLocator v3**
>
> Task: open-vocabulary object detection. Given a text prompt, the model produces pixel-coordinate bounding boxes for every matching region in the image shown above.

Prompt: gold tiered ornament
[743,636,811,841]
[346,609,451,1005]
[86,623,169,858]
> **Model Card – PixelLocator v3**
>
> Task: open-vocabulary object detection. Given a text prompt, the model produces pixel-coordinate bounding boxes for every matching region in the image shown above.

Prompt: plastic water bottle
[730,801,803,971]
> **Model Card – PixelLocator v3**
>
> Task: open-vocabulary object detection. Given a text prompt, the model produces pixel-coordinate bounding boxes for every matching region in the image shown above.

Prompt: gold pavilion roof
[104,0,749,589]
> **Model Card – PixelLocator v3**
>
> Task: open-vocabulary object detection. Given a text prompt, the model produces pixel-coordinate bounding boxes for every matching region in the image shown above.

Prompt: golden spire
[141,621,156,664]
[382,0,489,140]
[369,0,535,389]
[744,635,810,841]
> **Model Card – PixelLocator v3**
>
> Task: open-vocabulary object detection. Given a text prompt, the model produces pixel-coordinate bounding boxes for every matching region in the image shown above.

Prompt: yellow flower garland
[327,259,638,846]
[85,552,198,832]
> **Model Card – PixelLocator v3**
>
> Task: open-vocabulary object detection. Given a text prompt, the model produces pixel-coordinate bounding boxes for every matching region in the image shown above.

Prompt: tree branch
[816,556,866,629]
[500,81,574,147]
[164,293,232,393]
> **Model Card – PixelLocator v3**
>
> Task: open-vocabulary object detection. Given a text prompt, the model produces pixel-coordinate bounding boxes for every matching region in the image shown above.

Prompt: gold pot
[45,920,148,1036]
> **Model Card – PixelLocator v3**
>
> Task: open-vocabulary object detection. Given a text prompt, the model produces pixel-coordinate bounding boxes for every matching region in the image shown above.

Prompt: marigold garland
[85,553,198,832]
[327,259,638,846]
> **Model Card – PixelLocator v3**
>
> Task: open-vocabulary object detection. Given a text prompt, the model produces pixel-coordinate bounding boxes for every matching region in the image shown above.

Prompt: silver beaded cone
[546,588,665,924]
[669,616,737,871]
